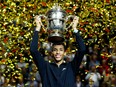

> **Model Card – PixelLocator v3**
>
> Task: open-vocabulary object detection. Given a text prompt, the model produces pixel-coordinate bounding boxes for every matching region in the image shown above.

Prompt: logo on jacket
[62,68,66,71]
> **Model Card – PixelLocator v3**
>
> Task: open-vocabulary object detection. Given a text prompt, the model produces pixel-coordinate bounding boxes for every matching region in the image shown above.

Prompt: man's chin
[54,58,63,62]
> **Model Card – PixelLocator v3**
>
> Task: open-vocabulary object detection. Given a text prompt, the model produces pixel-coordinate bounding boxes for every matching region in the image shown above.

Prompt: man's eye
[60,48,64,51]
[53,49,57,51]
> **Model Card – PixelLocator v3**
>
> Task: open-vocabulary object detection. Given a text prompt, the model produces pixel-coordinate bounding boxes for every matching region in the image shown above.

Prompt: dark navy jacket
[30,31,86,87]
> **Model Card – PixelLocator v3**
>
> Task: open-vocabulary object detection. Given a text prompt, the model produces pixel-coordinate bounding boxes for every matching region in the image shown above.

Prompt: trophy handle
[65,15,79,29]
[37,15,47,29]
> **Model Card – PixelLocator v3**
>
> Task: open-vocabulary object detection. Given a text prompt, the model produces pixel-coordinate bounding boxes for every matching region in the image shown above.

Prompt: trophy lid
[46,3,67,18]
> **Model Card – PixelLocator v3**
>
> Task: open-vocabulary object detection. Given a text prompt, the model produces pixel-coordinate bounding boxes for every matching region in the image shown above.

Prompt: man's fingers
[34,15,41,21]
[73,16,79,22]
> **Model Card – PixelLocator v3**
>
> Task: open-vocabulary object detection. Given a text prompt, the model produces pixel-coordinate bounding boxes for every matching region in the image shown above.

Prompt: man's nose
[56,50,60,53]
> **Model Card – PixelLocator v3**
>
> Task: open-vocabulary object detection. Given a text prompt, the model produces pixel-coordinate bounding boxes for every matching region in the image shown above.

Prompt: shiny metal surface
[46,3,67,42]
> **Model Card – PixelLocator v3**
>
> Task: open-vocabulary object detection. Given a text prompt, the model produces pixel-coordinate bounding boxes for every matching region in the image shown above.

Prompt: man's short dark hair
[52,42,66,51]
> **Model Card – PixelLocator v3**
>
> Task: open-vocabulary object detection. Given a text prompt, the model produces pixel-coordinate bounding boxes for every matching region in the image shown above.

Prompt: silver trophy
[38,3,77,42]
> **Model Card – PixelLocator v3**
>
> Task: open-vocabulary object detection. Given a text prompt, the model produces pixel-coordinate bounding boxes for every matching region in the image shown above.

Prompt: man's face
[52,45,65,62]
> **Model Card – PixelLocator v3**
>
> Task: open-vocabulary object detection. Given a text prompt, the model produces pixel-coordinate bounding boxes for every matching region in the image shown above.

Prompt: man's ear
[64,52,66,56]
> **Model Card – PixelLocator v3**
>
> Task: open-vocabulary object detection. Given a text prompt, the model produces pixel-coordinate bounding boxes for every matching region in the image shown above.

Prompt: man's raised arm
[71,16,86,74]
[30,15,46,74]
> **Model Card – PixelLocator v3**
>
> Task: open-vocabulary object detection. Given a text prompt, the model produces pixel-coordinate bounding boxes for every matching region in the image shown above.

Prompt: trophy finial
[52,3,61,10]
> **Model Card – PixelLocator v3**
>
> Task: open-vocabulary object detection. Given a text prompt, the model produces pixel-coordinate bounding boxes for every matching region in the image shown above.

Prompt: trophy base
[48,36,64,43]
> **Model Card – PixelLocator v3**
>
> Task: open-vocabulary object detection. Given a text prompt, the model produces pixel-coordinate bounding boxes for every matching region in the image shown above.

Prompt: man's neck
[56,60,64,67]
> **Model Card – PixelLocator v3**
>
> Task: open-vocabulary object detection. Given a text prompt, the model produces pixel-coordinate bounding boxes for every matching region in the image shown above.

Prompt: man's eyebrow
[60,48,64,50]
[53,48,57,50]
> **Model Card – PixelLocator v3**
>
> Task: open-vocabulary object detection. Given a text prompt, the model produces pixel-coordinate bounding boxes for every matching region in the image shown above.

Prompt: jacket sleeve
[71,32,86,75]
[30,30,46,75]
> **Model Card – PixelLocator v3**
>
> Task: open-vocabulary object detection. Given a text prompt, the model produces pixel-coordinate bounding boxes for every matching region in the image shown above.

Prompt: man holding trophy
[30,4,86,87]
